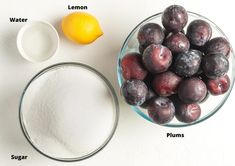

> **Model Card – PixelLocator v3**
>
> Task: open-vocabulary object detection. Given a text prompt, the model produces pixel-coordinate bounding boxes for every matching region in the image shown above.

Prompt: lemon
[61,12,103,44]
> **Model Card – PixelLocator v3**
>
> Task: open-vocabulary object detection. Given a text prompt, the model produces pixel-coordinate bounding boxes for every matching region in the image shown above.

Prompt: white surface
[0,0,235,165]
[17,21,59,62]
[21,65,116,159]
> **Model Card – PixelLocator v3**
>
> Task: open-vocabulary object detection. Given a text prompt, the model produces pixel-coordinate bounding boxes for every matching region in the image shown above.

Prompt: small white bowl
[17,21,59,62]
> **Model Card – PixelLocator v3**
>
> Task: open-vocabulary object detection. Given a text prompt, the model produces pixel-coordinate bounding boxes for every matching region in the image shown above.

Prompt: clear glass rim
[19,62,119,162]
[117,11,235,127]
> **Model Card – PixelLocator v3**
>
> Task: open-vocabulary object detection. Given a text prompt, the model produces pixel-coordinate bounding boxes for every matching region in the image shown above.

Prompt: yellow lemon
[61,12,103,44]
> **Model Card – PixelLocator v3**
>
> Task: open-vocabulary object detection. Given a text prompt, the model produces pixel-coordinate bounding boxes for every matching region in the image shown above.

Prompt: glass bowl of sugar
[19,63,119,161]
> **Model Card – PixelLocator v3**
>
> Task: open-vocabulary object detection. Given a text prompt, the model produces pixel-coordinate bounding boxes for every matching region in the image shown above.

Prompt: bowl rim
[19,62,119,161]
[117,11,235,127]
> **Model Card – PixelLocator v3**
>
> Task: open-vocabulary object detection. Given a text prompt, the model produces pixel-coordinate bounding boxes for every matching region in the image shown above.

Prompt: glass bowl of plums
[117,5,235,127]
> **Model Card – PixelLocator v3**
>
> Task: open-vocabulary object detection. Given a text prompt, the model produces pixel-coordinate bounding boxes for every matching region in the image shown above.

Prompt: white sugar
[21,66,116,158]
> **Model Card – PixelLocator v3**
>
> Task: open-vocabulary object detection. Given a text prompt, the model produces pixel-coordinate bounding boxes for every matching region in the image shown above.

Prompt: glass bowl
[117,12,235,127]
[19,63,119,161]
